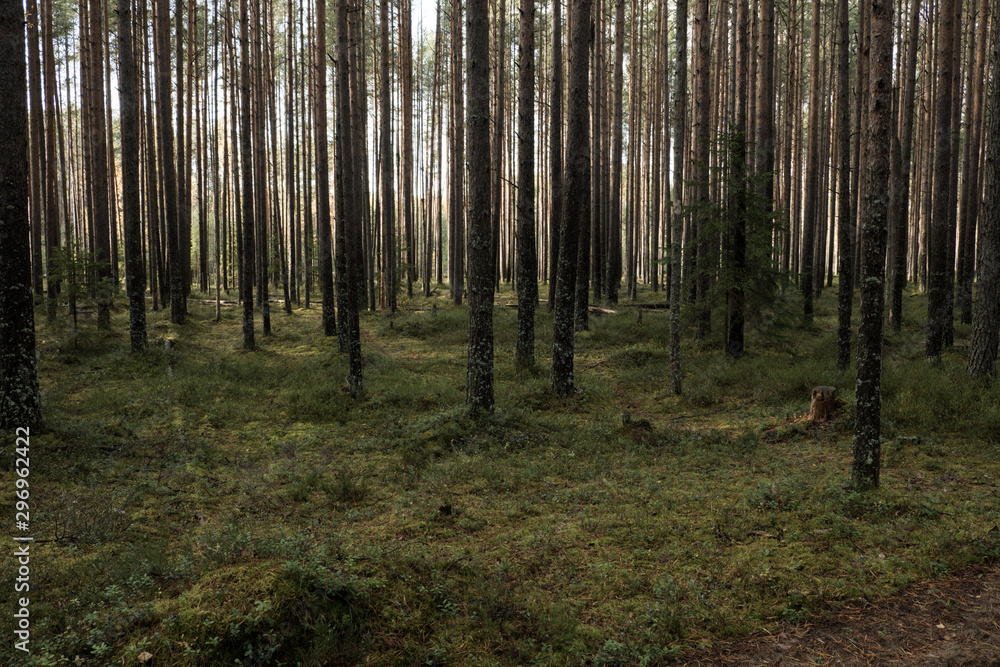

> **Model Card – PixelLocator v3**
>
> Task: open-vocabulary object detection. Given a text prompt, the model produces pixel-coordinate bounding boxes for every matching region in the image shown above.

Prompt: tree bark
[239,0,256,348]
[119,0,147,352]
[515,0,537,367]
[835,0,853,371]
[335,0,364,395]
[853,0,893,491]
[380,0,397,312]
[926,0,957,362]
[968,12,1000,379]
[552,0,591,397]
[0,0,42,428]
[467,0,495,412]
[669,0,686,395]
[548,0,563,310]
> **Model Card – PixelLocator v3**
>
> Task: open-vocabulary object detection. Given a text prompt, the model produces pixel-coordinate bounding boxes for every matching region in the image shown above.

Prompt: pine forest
[2,0,1000,662]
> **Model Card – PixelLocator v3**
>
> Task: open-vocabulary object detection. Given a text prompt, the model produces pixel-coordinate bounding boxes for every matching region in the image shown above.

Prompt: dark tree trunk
[450,0,465,304]
[401,0,415,299]
[607,0,624,305]
[956,0,989,326]
[27,0,44,298]
[727,0,748,359]
[0,0,42,428]
[800,0,822,323]
[835,0,853,371]
[552,0,591,397]
[335,0,364,396]
[670,0,686,395]
[119,0,147,352]
[926,0,957,362]
[853,0,893,490]
[887,0,920,332]
[693,0,711,338]
[547,0,563,310]
[515,0,537,367]
[89,0,113,329]
[968,12,1000,379]
[239,0,255,348]
[379,0,396,312]
[467,0,494,412]
[43,0,60,320]
[156,0,184,326]
[316,0,336,335]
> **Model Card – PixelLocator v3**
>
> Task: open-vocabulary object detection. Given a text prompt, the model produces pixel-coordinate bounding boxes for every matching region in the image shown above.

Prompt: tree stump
[808,386,837,422]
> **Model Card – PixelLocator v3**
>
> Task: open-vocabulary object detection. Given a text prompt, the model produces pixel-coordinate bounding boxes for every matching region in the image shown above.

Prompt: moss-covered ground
[3,283,1000,666]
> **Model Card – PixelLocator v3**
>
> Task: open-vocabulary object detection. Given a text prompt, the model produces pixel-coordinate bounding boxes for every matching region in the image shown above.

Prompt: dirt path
[678,565,1000,666]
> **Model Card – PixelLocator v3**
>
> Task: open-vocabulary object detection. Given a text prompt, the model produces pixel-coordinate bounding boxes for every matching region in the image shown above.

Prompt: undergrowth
[2,283,999,666]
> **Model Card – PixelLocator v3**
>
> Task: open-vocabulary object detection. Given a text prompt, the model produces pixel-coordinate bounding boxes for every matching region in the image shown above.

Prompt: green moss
[9,286,1000,666]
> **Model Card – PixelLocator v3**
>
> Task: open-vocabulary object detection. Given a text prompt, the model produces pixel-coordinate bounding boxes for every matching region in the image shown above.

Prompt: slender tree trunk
[491,0,506,290]
[926,0,957,362]
[968,12,1000,379]
[853,0,893,490]
[316,0,336,335]
[800,0,823,322]
[27,0,44,298]
[887,0,921,331]
[239,0,256,348]
[670,0,686,394]
[380,0,397,312]
[450,0,465,304]
[835,0,853,371]
[727,0,748,358]
[88,0,113,328]
[401,0,415,298]
[693,0,711,338]
[607,0,624,305]
[956,0,988,325]
[548,0,563,310]
[43,0,60,319]
[516,0,537,367]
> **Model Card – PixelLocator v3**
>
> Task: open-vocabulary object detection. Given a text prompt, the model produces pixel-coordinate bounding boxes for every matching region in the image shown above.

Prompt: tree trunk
[239,0,256,348]
[670,0,686,394]
[548,0,563,310]
[552,0,591,397]
[516,0,537,368]
[835,0,853,371]
[968,12,1000,379]
[727,0,748,358]
[926,0,957,362]
[450,0,465,304]
[42,0,60,319]
[887,0,921,331]
[333,0,363,395]
[853,0,893,491]
[467,0,495,412]
[119,0,147,352]
[800,0,823,323]
[401,0,415,298]
[956,0,989,325]
[0,0,43,428]
[693,0,711,338]
[380,0,396,312]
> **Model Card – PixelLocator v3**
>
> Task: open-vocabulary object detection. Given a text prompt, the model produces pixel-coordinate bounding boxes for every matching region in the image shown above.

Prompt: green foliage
[683,130,791,337]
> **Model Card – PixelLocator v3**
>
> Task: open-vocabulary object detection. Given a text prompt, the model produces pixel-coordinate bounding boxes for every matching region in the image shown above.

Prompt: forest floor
[4,283,1000,666]
[680,563,1000,665]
